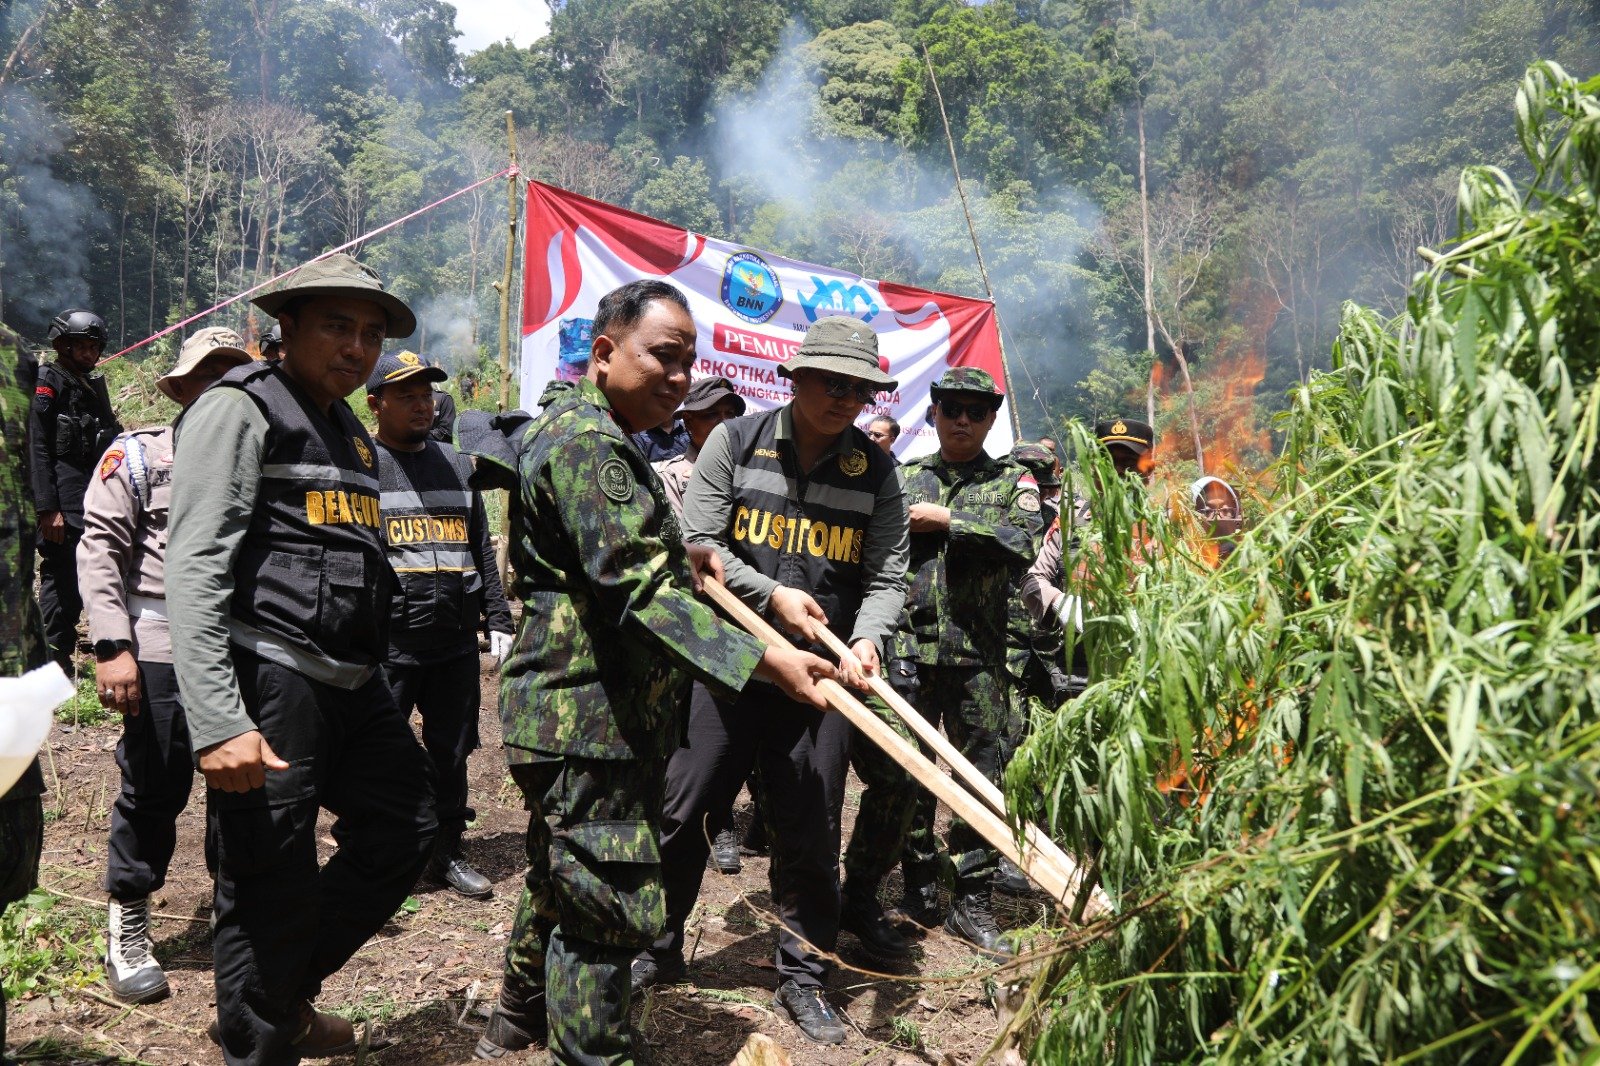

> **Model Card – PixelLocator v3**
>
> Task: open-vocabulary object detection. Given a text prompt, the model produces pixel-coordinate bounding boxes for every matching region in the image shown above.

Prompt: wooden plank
[807,624,1101,907]
[701,578,1108,916]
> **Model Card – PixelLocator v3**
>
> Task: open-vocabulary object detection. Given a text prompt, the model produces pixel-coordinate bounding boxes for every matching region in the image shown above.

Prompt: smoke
[0,87,98,332]
[411,292,482,373]
[707,23,1102,433]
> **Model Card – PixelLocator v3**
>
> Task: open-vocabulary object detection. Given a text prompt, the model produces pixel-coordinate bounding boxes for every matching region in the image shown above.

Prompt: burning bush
[1006,61,1600,1063]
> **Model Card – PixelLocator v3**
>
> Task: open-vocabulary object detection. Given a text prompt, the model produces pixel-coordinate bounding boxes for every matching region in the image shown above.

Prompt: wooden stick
[702,578,1108,916]
[806,624,1090,887]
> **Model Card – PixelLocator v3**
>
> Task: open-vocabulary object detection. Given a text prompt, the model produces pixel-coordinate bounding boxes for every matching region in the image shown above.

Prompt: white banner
[520,181,1010,459]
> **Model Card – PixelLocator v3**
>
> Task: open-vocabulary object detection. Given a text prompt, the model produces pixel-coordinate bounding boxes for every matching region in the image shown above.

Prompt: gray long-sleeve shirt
[166,388,268,752]
[682,406,908,655]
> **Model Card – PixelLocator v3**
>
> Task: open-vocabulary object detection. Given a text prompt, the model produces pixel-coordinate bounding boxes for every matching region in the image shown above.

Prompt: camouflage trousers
[841,659,920,897]
[902,664,1020,896]
[1,792,44,1058]
[502,755,667,1066]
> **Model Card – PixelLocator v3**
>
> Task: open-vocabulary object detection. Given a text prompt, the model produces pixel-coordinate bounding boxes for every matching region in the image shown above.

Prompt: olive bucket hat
[156,326,251,401]
[777,316,897,390]
[251,252,417,339]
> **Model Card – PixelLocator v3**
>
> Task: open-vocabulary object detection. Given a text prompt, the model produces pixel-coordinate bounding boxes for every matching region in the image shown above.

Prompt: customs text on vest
[216,362,390,667]
[720,408,894,642]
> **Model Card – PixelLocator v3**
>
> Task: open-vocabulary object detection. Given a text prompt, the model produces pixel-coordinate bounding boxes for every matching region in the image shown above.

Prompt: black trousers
[208,649,437,1066]
[105,661,195,901]
[37,528,83,674]
[1,792,44,1061]
[383,655,481,841]
[653,682,850,988]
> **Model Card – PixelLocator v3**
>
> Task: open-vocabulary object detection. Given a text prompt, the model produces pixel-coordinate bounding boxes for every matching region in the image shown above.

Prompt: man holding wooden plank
[640,316,909,1046]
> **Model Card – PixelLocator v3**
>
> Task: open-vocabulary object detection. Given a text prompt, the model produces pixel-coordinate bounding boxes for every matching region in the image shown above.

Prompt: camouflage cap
[778,316,897,389]
[251,252,417,339]
[156,326,251,401]
[930,366,1004,408]
[1094,417,1154,456]
[1010,442,1061,487]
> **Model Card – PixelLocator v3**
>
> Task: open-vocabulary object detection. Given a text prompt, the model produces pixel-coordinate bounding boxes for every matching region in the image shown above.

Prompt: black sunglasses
[938,398,996,421]
[818,373,879,405]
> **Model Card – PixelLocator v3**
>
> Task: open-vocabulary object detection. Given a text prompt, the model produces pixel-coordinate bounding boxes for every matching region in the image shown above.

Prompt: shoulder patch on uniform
[34,385,54,400]
[598,457,635,502]
[99,448,125,481]
[353,437,374,469]
[838,448,869,477]
[1017,491,1041,513]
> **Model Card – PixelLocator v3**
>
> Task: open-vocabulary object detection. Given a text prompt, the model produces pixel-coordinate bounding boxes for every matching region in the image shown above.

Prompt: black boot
[840,884,910,960]
[993,856,1032,896]
[740,816,768,856]
[475,981,547,1059]
[945,891,1013,959]
[774,981,847,1044]
[709,827,741,874]
[630,950,687,993]
[429,828,493,900]
[898,866,943,928]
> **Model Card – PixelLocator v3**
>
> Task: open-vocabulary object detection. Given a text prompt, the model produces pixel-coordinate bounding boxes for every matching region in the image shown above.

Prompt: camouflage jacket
[899,449,1043,667]
[497,377,765,762]
[1,328,49,798]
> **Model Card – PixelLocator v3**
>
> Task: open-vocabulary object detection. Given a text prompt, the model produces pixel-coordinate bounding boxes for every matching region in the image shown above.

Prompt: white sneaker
[106,897,169,1003]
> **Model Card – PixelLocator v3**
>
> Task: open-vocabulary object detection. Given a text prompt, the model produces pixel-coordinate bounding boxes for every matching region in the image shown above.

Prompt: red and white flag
[520,181,1009,459]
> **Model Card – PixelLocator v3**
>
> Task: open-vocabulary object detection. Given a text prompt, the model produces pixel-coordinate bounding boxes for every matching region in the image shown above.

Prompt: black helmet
[262,322,283,348]
[47,309,108,348]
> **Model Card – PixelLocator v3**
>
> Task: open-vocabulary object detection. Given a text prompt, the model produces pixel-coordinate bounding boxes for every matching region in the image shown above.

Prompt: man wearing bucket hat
[364,351,512,901]
[166,253,438,1064]
[654,374,744,517]
[77,327,251,1005]
[638,316,908,1045]
[856,367,1043,958]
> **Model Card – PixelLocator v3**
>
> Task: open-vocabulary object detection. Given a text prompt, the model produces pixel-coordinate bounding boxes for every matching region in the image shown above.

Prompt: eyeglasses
[817,374,879,405]
[938,399,995,422]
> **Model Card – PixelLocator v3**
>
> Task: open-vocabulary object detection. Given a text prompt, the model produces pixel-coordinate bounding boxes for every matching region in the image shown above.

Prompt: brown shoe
[291,1002,362,1057]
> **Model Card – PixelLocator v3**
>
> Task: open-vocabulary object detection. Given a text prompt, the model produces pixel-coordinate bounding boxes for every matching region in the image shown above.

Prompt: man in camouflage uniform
[889,368,1043,956]
[469,280,834,1064]
[1,324,50,1066]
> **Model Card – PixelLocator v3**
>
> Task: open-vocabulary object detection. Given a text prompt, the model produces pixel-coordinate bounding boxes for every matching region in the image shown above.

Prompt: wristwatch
[93,638,132,661]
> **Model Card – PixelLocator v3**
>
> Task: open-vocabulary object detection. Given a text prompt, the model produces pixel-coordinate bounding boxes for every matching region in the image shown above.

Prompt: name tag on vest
[732,506,863,563]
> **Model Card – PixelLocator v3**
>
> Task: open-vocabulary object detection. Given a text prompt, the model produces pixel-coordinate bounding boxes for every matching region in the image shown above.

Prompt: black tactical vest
[215,362,390,670]
[375,440,482,656]
[719,407,895,642]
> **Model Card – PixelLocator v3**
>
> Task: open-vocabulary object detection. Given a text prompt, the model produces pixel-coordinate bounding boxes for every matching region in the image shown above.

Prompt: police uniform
[649,318,908,1019]
[429,387,456,443]
[1,325,49,1064]
[367,353,512,898]
[77,328,252,1004]
[166,256,438,1066]
[29,348,122,673]
[884,370,1043,949]
[462,375,766,1064]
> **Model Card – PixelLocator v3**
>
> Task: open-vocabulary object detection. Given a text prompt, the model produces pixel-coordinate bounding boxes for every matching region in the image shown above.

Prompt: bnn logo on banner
[521,181,1009,460]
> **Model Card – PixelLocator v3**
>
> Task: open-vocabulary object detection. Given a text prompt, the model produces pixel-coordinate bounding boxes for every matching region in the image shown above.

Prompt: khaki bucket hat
[251,252,417,338]
[777,316,897,389]
[157,326,250,401]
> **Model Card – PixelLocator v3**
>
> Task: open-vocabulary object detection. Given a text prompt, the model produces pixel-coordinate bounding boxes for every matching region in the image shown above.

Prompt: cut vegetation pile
[1008,61,1600,1064]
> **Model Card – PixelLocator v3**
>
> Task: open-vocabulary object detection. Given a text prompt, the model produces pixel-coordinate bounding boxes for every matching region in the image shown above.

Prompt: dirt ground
[7,654,1043,1065]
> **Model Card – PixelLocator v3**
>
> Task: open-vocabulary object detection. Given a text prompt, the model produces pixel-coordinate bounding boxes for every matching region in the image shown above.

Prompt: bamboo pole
[920,42,1034,438]
[497,110,520,413]
[700,578,1109,919]
[496,111,520,583]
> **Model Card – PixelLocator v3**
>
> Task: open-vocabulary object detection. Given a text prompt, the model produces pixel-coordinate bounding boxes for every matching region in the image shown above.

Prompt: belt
[127,593,167,622]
